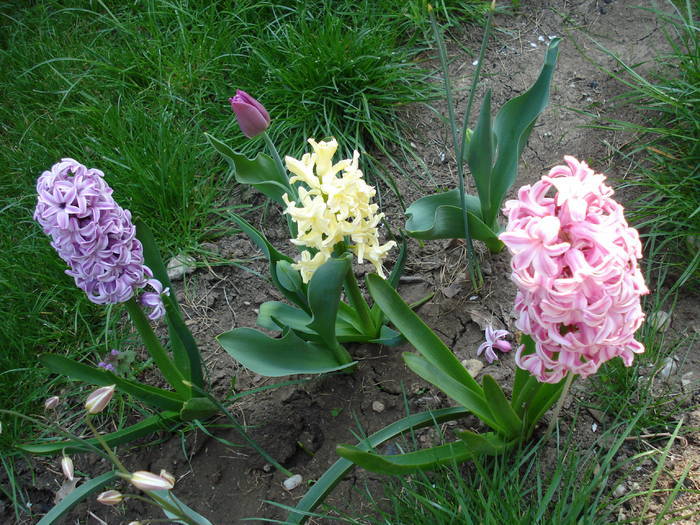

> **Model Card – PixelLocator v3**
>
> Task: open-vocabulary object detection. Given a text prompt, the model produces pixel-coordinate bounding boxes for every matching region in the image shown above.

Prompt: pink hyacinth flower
[499,156,649,383]
[476,326,512,364]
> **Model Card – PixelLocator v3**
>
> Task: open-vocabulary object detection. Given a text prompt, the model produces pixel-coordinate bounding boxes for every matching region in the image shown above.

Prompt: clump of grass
[333,414,683,524]
[592,0,699,288]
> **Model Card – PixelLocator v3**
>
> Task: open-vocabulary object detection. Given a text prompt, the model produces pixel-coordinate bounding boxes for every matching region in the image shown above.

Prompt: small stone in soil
[372,401,385,413]
[612,483,626,497]
[166,254,196,281]
[681,371,695,392]
[283,474,303,491]
[462,359,484,378]
[659,357,678,379]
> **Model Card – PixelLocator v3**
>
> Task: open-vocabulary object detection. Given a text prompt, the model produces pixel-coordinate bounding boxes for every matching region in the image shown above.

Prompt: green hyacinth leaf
[217,327,355,377]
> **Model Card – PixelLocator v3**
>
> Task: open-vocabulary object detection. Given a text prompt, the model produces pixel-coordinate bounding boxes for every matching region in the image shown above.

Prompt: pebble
[462,359,484,378]
[166,254,196,281]
[681,371,694,393]
[612,483,626,498]
[659,357,678,379]
[372,401,385,413]
[647,311,671,332]
[283,474,303,491]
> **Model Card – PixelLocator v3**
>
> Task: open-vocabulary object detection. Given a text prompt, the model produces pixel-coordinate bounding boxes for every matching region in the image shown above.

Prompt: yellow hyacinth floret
[283,138,396,283]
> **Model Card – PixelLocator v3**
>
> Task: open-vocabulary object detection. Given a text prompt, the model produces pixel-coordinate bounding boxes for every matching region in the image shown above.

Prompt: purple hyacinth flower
[34,159,166,319]
[140,278,170,320]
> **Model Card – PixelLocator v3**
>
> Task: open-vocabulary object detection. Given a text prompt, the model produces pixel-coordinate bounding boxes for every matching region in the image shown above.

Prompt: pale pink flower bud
[61,456,74,481]
[129,470,174,491]
[44,396,60,410]
[85,384,116,414]
[159,469,176,486]
[97,490,123,505]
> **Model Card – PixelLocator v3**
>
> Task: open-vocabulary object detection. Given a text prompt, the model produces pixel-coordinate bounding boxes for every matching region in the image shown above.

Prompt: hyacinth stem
[429,7,483,290]
[544,372,575,438]
[343,269,376,336]
[125,299,188,397]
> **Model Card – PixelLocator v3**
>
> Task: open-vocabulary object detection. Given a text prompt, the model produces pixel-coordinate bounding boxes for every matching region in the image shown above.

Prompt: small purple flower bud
[229,90,270,138]
[110,349,121,356]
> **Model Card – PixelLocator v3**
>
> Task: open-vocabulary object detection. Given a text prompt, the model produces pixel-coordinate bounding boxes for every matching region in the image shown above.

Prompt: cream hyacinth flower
[283,139,396,283]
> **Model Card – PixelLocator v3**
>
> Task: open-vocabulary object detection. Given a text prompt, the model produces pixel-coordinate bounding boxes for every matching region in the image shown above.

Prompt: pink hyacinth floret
[477,326,512,364]
[499,156,649,383]
[34,158,166,319]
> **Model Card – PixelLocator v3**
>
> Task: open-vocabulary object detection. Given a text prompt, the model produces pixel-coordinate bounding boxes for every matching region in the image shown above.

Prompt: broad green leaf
[366,274,481,392]
[306,256,350,348]
[205,132,292,205]
[467,89,495,223]
[37,471,119,525]
[18,412,180,455]
[179,397,218,421]
[286,406,469,524]
[228,212,307,311]
[39,354,185,411]
[404,189,503,251]
[481,375,522,438]
[153,490,214,524]
[276,260,303,293]
[369,325,404,346]
[217,327,355,377]
[511,334,538,415]
[336,441,476,475]
[456,429,514,455]
[523,377,567,436]
[403,353,501,432]
[487,38,561,226]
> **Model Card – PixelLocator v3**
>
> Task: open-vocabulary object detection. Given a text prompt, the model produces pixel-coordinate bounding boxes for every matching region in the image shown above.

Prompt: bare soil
[4,0,699,524]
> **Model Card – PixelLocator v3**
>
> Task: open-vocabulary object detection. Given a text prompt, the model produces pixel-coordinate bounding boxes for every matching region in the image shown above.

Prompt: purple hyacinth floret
[34,158,166,318]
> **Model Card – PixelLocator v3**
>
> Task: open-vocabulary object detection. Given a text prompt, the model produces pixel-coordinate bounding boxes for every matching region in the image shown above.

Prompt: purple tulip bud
[229,90,270,138]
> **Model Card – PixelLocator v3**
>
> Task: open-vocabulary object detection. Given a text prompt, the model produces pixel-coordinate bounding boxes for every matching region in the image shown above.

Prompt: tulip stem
[85,417,129,474]
[263,132,297,201]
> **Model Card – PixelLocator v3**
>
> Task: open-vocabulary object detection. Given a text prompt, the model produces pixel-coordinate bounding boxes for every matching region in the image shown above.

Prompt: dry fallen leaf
[54,477,81,504]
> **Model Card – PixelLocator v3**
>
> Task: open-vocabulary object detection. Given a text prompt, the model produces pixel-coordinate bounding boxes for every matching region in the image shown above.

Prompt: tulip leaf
[369,325,404,346]
[404,189,503,252]
[36,471,119,525]
[205,132,292,205]
[217,327,355,377]
[39,354,185,411]
[286,406,469,524]
[228,212,308,311]
[18,411,181,455]
[153,490,214,525]
[486,38,560,226]
[403,353,501,432]
[306,256,350,349]
[366,274,481,392]
[481,374,522,438]
[336,440,477,475]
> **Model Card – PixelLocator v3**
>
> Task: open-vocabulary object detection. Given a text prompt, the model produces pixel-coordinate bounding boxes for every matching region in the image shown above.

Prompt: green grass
[333,414,694,524]
[0,0,484,447]
[590,0,699,288]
